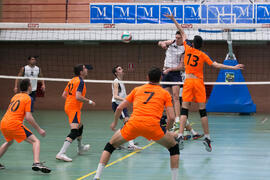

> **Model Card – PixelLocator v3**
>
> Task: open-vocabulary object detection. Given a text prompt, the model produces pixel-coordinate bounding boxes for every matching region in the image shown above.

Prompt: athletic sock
[59,140,71,154]
[94,163,105,179]
[204,134,210,139]
[171,168,178,180]
[77,138,82,148]
[128,140,135,146]
[190,129,197,135]
[177,133,183,138]
[175,117,180,123]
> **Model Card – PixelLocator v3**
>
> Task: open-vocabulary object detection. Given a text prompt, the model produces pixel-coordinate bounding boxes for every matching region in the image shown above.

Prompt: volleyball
[121,31,132,43]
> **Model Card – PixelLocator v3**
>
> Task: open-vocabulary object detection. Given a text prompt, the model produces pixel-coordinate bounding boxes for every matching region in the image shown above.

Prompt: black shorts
[162,71,182,88]
[112,102,129,119]
[29,91,36,112]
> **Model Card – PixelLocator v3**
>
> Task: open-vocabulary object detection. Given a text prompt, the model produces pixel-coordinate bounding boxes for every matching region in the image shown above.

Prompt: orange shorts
[0,124,32,143]
[182,78,206,103]
[120,116,166,141]
[65,110,81,124]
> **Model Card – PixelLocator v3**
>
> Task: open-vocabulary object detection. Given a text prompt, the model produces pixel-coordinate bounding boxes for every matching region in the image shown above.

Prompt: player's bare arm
[158,40,174,50]
[164,14,187,42]
[212,62,244,70]
[113,82,125,101]
[14,67,24,93]
[76,91,96,106]
[111,100,130,131]
[39,69,46,92]
[25,112,46,137]
[166,106,175,130]
[62,91,67,99]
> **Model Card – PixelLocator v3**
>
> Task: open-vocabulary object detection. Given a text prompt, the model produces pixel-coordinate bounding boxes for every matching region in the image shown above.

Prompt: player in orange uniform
[165,14,244,152]
[0,79,50,173]
[56,64,96,162]
[93,68,180,180]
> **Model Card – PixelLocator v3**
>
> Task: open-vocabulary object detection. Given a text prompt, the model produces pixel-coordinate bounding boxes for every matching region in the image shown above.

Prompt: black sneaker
[32,162,51,173]
[175,136,184,150]
[192,134,204,140]
[203,138,212,152]
[0,163,5,170]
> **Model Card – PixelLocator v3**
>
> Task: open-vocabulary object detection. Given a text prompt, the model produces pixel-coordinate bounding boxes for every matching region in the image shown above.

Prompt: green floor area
[0,110,270,180]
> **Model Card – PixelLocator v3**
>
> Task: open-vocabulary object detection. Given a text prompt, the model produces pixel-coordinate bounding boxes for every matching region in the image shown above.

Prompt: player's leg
[77,123,90,154]
[25,134,51,173]
[172,85,181,128]
[94,129,128,180]
[29,91,36,111]
[0,140,13,169]
[155,131,179,180]
[176,101,189,149]
[56,111,80,162]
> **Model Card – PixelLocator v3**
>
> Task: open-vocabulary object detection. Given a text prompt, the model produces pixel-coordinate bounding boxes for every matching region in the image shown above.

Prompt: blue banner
[257,4,270,23]
[89,3,270,24]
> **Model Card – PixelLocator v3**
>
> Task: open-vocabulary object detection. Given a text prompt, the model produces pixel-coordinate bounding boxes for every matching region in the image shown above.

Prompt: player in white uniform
[158,31,185,129]
[14,56,45,110]
[112,65,142,151]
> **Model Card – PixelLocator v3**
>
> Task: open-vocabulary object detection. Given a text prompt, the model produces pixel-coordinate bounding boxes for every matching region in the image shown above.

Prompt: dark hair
[28,56,36,60]
[74,64,84,76]
[176,31,181,35]
[112,65,120,77]
[193,35,203,49]
[20,79,31,92]
[148,67,162,83]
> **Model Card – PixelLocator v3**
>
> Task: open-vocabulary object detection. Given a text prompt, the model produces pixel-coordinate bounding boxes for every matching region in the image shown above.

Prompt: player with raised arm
[165,14,244,152]
[93,67,179,180]
[111,65,142,151]
[14,56,45,110]
[56,64,96,162]
[0,79,50,173]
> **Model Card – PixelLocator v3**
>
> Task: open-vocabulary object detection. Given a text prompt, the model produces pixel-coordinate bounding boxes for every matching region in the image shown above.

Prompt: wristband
[89,100,93,104]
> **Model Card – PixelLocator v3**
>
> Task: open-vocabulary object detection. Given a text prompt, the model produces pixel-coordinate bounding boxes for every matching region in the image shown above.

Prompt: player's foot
[127,145,143,151]
[56,153,72,162]
[203,138,212,152]
[192,134,204,140]
[77,144,90,155]
[93,177,100,180]
[0,163,5,170]
[175,136,184,150]
[184,135,191,140]
[32,162,51,173]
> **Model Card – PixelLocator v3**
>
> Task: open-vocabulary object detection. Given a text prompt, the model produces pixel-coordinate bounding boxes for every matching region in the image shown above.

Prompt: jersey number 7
[143,91,155,104]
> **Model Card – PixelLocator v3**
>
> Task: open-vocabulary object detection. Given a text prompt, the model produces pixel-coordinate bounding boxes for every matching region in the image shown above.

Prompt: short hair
[148,67,162,83]
[20,79,31,92]
[193,35,203,49]
[74,64,84,76]
[176,31,181,35]
[112,65,120,77]
[28,56,36,60]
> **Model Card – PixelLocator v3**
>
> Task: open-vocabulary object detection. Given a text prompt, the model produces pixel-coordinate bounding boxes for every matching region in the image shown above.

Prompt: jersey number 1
[143,91,155,104]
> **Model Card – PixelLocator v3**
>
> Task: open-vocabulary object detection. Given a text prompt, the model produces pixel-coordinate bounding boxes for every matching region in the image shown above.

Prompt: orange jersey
[1,93,32,128]
[64,76,86,111]
[183,40,213,79]
[126,83,172,121]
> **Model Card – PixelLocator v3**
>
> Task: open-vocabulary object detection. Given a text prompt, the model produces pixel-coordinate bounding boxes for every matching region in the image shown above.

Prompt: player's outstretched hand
[163,13,174,19]
[234,64,244,70]
[91,101,96,106]
[38,128,46,137]
[110,121,117,131]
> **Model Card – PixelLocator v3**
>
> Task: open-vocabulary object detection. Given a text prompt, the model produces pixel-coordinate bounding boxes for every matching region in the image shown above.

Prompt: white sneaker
[56,153,72,162]
[127,145,143,151]
[77,144,90,155]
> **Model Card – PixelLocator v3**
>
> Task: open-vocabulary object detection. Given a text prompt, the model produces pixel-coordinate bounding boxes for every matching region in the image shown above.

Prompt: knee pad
[168,144,180,156]
[78,125,84,137]
[181,108,189,117]
[199,109,207,118]
[67,129,79,140]
[104,142,116,154]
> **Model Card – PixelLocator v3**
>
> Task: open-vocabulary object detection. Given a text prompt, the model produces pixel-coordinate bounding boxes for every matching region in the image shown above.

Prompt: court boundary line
[76,141,155,180]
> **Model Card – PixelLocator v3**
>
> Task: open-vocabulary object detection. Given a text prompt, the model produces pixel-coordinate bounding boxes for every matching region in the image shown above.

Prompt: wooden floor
[0,110,270,180]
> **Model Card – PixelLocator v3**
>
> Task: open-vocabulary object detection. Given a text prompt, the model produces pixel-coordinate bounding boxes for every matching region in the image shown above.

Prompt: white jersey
[24,65,40,91]
[112,78,127,104]
[164,40,185,68]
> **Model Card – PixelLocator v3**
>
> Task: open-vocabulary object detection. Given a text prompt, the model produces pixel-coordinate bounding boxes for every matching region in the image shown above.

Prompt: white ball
[121,31,132,43]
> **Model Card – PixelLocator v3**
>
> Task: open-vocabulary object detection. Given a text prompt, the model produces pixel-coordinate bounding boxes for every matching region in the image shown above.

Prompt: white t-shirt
[24,65,40,91]
[112,78,127,104]
[164,40,185,68]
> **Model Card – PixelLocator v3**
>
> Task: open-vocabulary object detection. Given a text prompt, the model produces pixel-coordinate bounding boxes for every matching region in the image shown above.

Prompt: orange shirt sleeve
[203,53,214,66]
[126,88,136,103]
[164,91,173,107]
